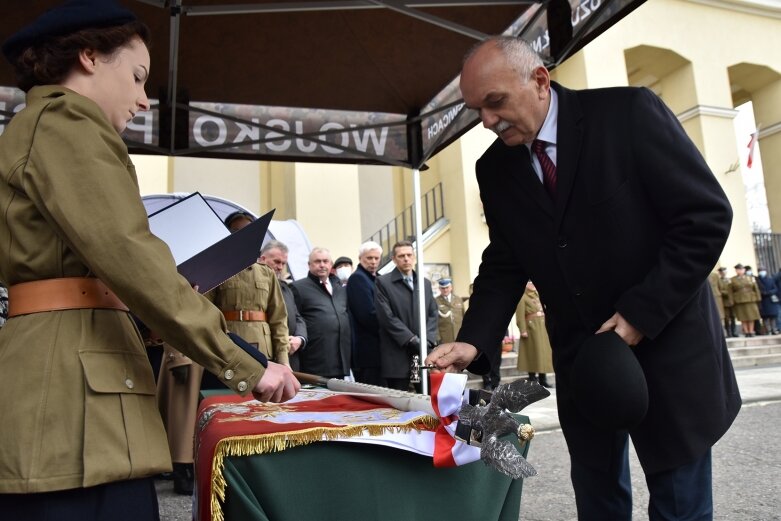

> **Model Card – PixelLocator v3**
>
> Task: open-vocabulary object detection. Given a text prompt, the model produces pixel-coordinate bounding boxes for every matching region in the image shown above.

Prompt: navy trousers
[571,433,713,520]
[0,478,160,521]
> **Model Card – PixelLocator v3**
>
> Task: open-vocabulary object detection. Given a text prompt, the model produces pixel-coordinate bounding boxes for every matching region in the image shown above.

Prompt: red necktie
[532,139,557,199]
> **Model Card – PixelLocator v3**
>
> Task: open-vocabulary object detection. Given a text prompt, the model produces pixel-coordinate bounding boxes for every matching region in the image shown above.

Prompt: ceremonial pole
[412,166,429,395]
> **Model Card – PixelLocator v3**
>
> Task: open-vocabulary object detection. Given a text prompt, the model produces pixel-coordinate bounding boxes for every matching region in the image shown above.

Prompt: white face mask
[759,271,767,278]
[336,266,352,282]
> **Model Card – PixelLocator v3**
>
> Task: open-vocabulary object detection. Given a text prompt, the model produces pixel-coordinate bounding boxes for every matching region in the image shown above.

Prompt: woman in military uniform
[0,2,298,518]
[730,263,761,337]
[515,281,554,388]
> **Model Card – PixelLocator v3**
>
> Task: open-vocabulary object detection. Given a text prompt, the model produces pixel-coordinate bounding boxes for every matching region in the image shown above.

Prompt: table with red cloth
[195,388,530,521]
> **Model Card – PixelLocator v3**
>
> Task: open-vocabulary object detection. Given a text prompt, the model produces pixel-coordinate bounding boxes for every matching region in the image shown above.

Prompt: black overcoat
[291,273,351,378]
[280,281,307,371]
[458,83,741,474]
[346,264,381,370]
[375,268,438,379]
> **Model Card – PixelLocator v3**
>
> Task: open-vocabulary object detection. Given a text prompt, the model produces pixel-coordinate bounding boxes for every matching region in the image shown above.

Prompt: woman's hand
[252,362,300,402]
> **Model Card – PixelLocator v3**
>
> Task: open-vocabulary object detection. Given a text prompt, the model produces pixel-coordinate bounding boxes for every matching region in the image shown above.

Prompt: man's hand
[288,336,303,354]
[520,331,529,338]
[596,311,644,346]
[425,342,479,373]
[252,362,300,403]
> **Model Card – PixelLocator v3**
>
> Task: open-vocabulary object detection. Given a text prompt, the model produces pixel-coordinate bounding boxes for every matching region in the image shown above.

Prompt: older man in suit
[260,240,308,371]
[291,248,351,379]
[346,241,384,386]
[427,36,740,520]
[375,240,438,391]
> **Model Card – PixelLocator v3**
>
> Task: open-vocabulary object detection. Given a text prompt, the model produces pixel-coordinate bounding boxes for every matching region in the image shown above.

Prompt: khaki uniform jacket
[0,87,265,493]
[436,293,464,344]
[729,274,761,322]
[719,276,734,309]
[206,263,290,364]
[708,272,725,319]
[515,289,554,374]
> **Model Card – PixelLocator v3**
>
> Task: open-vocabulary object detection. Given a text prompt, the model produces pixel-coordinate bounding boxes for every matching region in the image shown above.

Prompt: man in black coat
[375,240,438,391]
[260,240,308,371]
[427,37,740,520]
[291,247,351,379]
[346,241,385,386]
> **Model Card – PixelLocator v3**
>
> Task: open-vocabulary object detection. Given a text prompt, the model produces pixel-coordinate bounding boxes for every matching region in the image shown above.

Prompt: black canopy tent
[1,0,646,169]
[0,0,647,391]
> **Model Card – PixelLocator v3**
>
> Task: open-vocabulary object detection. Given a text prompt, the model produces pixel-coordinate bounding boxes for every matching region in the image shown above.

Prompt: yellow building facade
[134,0,781,298]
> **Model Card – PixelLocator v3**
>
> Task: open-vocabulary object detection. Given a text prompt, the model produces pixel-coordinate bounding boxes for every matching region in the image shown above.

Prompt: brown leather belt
[8,277,128,317]
[222,309,267,322]
[525,311,544,320]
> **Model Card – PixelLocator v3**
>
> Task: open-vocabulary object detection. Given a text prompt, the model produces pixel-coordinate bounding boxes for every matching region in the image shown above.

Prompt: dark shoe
[527,372,538,383]
[154,472,173,481]
[173,463,194,495]
[538,374,554,389]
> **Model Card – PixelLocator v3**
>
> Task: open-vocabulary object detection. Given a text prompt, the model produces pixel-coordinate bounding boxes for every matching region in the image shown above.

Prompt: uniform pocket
[79,350,169,486]
[80,350,156,395]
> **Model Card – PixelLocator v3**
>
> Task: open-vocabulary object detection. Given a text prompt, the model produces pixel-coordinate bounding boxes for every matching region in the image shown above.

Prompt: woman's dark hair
[12,20,151,92]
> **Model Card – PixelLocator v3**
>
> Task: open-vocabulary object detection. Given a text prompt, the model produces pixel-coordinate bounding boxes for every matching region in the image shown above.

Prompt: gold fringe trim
[209,416,439,521]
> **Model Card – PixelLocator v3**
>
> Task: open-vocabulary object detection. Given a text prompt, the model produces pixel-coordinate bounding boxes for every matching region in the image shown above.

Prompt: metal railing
[367,182,445,266]
[753,233,781,274]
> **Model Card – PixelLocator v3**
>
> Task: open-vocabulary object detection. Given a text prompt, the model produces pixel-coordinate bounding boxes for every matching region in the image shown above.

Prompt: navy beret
[571,331,649,431]
[2,0,137,63]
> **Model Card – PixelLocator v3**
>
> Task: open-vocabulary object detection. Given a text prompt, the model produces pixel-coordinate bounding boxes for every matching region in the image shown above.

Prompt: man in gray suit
[291,248,351,378]
[260,240,307,371]
[375,240,438,391]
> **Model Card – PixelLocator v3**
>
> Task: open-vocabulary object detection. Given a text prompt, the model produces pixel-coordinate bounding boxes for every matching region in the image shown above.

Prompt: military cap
[571,331,649,431]
[3,0,137,63]
[734,263,744,270]
[717,267,727,272]
[438,278,453,287]
[333,256,353,268]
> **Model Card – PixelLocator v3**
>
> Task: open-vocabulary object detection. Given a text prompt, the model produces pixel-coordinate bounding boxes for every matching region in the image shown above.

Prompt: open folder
[147,192,274,293]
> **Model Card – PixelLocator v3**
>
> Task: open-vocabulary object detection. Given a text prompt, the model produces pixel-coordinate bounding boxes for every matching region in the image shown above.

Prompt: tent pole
[411,167,429,395]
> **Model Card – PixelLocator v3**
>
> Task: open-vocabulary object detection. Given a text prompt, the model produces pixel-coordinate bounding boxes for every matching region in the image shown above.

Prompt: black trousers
[0,478,159,521]
[571,433,713,520]
[353,366,386,387]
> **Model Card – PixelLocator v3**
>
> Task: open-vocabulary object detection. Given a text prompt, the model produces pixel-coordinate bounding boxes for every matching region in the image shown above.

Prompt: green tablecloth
[218,417,531,521]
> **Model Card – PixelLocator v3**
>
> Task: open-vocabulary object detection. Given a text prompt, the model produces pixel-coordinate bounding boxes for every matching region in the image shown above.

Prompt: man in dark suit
[427,36,740,519]
[375,240,438,391]
[260,240,308,371]
[291,247,351,379]
[346,241,385,386]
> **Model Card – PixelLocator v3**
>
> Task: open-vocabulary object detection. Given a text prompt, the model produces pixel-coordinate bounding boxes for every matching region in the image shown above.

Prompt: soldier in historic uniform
[718,267,736,337]
[708,271,725,322]
[729,263,761,337]
[157,211,290,495]
[436,278,465,344]
[515,281,554,388]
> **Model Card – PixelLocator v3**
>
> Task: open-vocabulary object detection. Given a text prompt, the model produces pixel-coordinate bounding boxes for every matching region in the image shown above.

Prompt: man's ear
[532,66,551,96]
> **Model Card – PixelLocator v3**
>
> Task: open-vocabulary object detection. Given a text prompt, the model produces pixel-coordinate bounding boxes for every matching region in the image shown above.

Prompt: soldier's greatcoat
[515,288,554,374]
[0,87,265,493]
[436,293,464,344]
